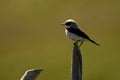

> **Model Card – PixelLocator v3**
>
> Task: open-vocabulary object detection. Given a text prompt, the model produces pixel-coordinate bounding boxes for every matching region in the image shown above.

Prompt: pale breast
[65,29,83,41]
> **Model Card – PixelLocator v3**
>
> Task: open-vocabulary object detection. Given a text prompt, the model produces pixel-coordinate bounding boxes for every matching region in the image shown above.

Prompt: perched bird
[62,19,100,47]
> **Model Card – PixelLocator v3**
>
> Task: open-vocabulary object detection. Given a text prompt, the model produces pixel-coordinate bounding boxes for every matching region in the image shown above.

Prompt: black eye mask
[65,22,72,26]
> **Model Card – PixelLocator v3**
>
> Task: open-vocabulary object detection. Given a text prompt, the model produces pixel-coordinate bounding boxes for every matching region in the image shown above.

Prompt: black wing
[66,27,90,39]
[66,27,100,46]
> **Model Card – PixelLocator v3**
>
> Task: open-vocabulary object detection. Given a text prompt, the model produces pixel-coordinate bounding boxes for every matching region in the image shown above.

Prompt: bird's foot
[73,41,79,46]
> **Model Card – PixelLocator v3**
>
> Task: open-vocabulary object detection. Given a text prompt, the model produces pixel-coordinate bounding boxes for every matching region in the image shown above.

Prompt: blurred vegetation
[0,0,120,80]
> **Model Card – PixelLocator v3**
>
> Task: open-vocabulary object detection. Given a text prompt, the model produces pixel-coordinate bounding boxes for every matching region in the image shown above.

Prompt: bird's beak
[61,23,65,25]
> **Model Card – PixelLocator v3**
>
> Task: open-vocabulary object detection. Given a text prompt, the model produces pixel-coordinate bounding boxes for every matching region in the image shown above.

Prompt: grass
[0,0,120,80]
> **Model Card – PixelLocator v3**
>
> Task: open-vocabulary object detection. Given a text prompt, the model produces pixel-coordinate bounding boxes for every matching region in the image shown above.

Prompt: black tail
[88,38,100,46]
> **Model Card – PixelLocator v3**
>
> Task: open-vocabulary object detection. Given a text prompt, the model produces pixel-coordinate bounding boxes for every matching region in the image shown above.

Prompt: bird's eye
[65,22,72,26]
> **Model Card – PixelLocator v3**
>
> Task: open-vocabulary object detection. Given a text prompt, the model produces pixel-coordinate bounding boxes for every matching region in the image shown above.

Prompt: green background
[0,0,120,80]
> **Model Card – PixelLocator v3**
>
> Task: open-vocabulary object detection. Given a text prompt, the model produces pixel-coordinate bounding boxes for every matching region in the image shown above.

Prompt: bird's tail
[88,38,100,46]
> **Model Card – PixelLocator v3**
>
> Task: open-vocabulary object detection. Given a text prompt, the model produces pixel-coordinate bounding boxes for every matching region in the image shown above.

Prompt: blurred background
[0,0,120,80]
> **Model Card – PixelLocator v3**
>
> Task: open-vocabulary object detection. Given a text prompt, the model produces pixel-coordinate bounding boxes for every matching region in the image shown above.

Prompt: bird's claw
[73,41,79,46]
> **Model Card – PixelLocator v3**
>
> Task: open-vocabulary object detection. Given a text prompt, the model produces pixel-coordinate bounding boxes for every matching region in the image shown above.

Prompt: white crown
[65,19,76,23]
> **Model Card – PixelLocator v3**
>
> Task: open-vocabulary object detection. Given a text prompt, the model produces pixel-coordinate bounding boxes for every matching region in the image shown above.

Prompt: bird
[62,19,100,47]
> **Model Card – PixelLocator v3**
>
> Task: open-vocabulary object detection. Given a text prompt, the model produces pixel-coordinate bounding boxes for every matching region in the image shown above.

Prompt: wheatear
[62,19,100,47]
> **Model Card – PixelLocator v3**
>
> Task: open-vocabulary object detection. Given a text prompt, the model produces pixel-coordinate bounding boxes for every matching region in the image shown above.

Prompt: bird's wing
[66,27,100,46]
[66,27,90,39]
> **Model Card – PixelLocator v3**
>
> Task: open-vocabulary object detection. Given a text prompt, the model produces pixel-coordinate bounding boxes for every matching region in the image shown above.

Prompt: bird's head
[62,19,77,28]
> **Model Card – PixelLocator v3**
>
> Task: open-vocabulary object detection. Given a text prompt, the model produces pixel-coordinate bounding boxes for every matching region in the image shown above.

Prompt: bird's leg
[74,41,79,46]
[79,41,84,47]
